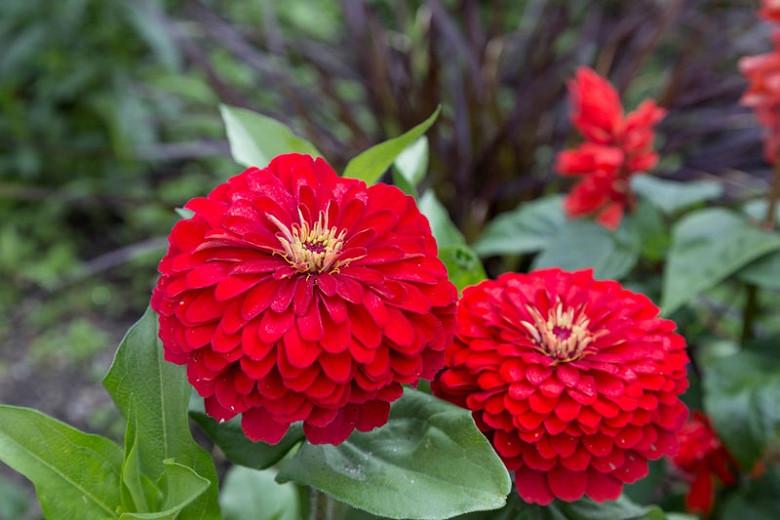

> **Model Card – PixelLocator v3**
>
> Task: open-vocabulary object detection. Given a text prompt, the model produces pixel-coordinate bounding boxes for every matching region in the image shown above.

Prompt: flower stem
[309,488,334,520]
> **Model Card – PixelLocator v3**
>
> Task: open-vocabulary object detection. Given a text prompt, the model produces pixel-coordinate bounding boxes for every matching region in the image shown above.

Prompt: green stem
[309,488,334,520]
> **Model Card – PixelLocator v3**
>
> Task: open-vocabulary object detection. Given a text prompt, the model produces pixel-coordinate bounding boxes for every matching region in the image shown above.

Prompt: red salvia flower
[761,0,780,22]
[740,32,780,163]
[557,67,666,230]
[432,269,689,505]
[151,153,457,445]
[671,412,736,515]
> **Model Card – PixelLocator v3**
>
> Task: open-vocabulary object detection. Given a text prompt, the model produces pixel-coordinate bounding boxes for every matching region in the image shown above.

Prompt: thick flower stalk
[556,67,666,229]
[670,412,736,515]
[433,269,689,505]
[151,153,457,445]
[740,32,780,164]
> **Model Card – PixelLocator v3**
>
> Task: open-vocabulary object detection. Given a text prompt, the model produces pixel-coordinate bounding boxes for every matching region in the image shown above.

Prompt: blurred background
[0,0,773,516]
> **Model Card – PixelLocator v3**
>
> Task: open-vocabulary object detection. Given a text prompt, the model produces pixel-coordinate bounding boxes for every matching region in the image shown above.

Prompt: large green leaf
[703,350,780,468]
[220,466,303,520]
[631,176,722,215]
[277,388,511,519]
[0,405,123,520]
[473,196,566,256]
[220,104,320,168]
[532,219,640,280]
[343,107,440,184]
[103,309,220,520]
[661,209,780,314]
[191,412,303,471]
[120,461,211,520]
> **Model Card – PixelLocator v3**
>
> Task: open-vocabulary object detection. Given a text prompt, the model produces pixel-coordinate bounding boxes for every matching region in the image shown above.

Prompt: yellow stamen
[520,300,603,363]
[267,204,348,274]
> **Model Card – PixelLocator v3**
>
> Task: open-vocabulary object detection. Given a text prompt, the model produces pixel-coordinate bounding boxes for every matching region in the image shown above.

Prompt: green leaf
[120,461,210,520]
[220,466,303,520]
[439,245,487,292]
[190,412,303,471]
[473,196,566,256]
[456,494,666,520]
[661,209,780,314]
[532,219,639,280]
[703,350,780,468]
[220,104,320,168]
[624,201,669,262]
[393,137,429,188]
[418,191,466,247]
[738,251,780,289]
[277,388,511,519]
[721,468,780,520]
[742,199,780,228]
[122,403,154,514]
[0,405,123,520]
[343,107,440,184]
[103,309,220,520]
[632,176,722,215]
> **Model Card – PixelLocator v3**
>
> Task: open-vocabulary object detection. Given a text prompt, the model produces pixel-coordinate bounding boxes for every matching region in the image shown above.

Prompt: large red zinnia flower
[432,269,688,505]
[557,67,666,230]
[740,32,780,163]
[151,153,457,445]
[671,412,736,515]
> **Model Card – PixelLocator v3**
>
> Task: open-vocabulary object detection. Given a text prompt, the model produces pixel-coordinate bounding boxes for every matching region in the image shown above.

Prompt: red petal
[283,326,320,369]
[515,467,554,505]
[241,407,290,444]
[547,467,587,502]
[586,471,623,502]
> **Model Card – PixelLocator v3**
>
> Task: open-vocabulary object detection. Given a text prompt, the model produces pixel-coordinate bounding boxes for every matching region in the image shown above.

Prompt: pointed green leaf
[439,245,487,292]
[122,403,153,514]
[738,251,780,289]
[393,137,429,188]
[220,104,320,168]
[220,466,303,520]
[103,309,220,520]
[344,107,440,184]
[473,196,566,256]
[120,461,210,520]
[277,388,511,519]
[632,176,722,215]
[0,405,123,520]
[191,412,303,471]
[662,209,780,314]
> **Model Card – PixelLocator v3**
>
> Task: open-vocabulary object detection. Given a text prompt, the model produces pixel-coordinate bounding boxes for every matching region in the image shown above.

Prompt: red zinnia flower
[740,32,780,163]
[557,67,666,230]
[151,153,457,445]
[761,0,780,22]
[432,269,688,505]
[671,412,736,515]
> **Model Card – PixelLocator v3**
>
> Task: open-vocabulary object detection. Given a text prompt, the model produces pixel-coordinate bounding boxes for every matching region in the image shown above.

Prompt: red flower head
[671,412,736,515]
[151,153,457,445]
[433,269,689,505]
[557,67,666,229]
[761,0,780,22]
[740,32,780,163]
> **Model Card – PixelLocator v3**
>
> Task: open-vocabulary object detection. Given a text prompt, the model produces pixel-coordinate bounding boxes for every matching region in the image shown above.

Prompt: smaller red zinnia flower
[670,412,737,515]
[740,31,780,163]
[557,67,666,230]
[433,268,689,505]
[761,0,780,22]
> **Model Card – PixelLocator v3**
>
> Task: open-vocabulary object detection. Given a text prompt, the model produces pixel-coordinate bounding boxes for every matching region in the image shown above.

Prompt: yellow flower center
[267,206,347,274]
[520,301,602,363]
